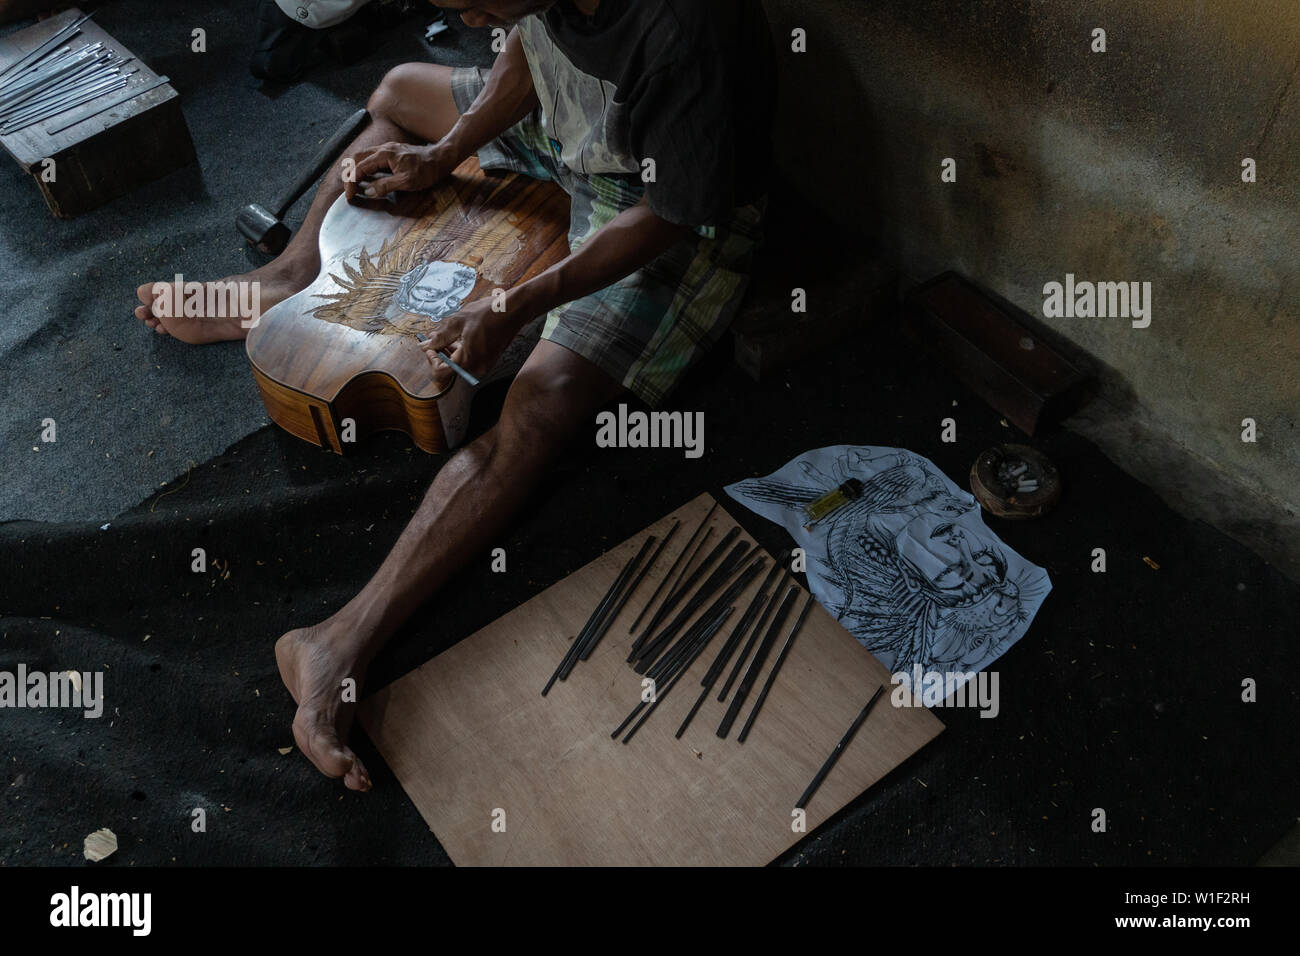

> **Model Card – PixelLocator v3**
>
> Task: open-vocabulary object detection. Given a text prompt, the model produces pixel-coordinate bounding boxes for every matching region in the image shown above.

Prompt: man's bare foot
[275,623,373,791]
[133,262,312,345]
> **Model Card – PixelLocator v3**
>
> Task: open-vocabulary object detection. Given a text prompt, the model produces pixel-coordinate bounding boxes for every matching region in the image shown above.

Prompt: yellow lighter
[803,478,865,530]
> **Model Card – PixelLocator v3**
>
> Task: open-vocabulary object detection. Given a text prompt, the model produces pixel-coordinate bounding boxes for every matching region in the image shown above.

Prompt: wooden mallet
[236,107,370,254]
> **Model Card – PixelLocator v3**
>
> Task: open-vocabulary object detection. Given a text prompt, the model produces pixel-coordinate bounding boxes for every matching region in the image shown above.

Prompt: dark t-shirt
[517,0,776,228]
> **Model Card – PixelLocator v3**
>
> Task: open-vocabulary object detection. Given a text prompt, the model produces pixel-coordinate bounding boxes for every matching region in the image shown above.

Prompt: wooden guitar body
[245,157,571,453]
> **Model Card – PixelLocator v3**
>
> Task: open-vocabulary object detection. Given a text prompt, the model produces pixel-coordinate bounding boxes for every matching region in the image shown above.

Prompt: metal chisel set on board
[541,501,886,810]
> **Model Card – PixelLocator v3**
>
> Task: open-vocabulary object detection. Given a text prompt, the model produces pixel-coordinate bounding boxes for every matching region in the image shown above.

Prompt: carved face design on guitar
[309,233,484,337]
[395,261,478,323]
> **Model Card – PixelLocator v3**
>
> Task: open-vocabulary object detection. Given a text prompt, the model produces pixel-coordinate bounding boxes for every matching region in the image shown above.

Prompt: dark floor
[5,306,1300,866]
[0,0,491,523]
[3,2,1298,867]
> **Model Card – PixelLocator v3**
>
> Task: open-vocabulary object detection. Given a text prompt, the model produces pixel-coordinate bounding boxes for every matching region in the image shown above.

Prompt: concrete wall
[762,0,1299,517]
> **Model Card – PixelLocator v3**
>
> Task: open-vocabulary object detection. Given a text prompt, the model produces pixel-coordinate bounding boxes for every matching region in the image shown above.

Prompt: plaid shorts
[450,65,765,408]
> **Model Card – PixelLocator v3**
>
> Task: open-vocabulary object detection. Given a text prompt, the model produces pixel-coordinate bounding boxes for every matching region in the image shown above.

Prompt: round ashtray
[970,443,1060,519]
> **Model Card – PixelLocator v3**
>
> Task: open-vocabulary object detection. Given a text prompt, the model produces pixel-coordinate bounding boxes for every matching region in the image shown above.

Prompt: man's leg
[133,63,462,343]
[275,341,626,789]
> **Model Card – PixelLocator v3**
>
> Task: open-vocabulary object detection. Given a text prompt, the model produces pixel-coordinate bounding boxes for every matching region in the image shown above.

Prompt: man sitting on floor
[133,0,776,790]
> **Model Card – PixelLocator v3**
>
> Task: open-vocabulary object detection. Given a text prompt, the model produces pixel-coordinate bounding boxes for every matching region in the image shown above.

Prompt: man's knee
[367,62,456,139]
[499,368,587,444]
[496,358,621,455]
[369,62,449,115]
[367,63,416,118]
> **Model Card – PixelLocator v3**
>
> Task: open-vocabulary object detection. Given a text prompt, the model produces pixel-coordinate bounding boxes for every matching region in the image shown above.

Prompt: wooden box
[905,271,1089,436]
[0,8,195,218]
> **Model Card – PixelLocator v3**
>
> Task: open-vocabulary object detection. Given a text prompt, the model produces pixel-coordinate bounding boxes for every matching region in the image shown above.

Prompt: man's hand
[418,293,532,392]
[343,142,459,200]
[415,197,687,391]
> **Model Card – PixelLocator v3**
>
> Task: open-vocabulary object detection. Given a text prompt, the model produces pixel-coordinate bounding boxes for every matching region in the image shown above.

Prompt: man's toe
[294,711,360,781]
[344,755,372,792]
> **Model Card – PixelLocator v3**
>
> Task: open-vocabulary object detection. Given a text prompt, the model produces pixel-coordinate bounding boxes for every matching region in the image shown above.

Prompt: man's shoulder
[572,0,768,59]
[648,0,769,45]
[648,0,765,25]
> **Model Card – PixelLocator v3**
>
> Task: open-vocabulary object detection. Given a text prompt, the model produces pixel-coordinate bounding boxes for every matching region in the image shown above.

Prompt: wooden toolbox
[0,8,195,218]
[905,271,1090,436]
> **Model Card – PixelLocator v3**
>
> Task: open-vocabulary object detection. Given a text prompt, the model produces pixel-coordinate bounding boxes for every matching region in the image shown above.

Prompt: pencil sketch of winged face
[727,446,1049,676]
[310,227,483,336]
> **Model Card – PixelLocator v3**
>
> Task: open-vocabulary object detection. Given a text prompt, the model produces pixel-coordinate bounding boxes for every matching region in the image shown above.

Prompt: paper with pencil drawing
[725,445,1051,693]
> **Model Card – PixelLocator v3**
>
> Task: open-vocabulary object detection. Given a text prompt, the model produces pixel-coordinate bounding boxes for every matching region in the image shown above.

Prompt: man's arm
[421,195,689,387]
[437,27,539,167]
[347,28,538,198]
[512,195,688,318]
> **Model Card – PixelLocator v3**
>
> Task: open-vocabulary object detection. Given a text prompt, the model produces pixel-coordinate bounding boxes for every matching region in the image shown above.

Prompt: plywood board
[359,493,943,866]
